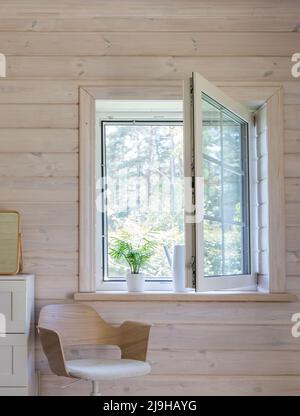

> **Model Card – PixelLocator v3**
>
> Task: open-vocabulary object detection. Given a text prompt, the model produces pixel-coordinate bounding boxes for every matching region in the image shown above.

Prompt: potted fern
[109,232,157,292]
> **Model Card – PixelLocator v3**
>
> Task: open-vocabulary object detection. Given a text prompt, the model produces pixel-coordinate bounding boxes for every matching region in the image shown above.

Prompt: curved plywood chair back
[38,304,119,346]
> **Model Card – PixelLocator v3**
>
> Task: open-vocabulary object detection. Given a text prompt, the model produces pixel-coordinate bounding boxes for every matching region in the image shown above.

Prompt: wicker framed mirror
[0,211,23,275]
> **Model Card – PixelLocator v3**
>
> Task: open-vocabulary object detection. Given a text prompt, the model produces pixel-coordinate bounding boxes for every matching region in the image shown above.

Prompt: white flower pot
[126,273,145,292]
[172,244,186,292]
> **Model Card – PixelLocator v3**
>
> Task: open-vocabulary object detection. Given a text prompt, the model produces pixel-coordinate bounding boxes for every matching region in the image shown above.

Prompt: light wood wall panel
[286,179,300,202]
[6,56,294,80]
[35,336,300,376]
[285,130,300,153]
[286,276,300,290]
[0,129,78,152]
[1,0,300,397]
[22,226,78,251]
[0,153,78,177]
[1,32,300,56]
[23,251,78,275]
[0,81,78,103]
[0,104,78,128]
[36,347,300,377]
[286,252,300,275]
[1,16,300,33]
[0,177,78,202]
[0,203,78,225]
[34,299,299,326]
[0,0,299,18]
[35,275,78,300]
[283,83,300,105]
[40,374,300,396]
[285,155,300,178]
[285,105,300,130]
[286,203,300,226]
[286,228,300,251]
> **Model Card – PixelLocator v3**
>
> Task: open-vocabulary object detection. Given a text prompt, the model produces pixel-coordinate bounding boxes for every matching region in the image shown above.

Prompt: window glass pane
[102,123,184,280]
[224,224,243,275]
[223,113,242,170]
[204,220,222,276]
[223,169,242,223]
[202,94,249,277]
[203,159,221,220]
[202,100,221,160]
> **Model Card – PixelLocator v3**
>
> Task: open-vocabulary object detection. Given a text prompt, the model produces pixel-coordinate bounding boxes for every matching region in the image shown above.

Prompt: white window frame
[185,72,256,292]
[95,101,183,291]
[79,81,286,295]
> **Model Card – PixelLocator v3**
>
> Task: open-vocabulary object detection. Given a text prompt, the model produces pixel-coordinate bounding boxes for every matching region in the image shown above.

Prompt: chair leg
[91,380,101,396]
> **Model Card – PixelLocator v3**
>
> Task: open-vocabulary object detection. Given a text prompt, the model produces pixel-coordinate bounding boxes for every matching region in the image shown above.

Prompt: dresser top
[0,273,34,281]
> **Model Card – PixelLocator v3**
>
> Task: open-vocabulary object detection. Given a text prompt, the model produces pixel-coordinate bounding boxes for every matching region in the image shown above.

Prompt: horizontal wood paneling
[0,17,299,32]
[0,177,78,202]
[287,227,300,251]
[74,301,298,325]
[23,250,78,275]
[40,374,300,396]
[0,104,78,128]
[0,153,78,177]
[0,203,78,225]
[34,321,300,351]
[35,345,300,376]
[285,105,300,130]
[285,130,300,153]
[35,275,78,299]
[22,226,78,251]
[286,203,300,226]
[284,155,300,177]
[0,129,78,152]
[286,276,300,290]
[0,81,78,103]
[0,0,299,18]
[6,56,293,80]
[1,0,300,397]
[35,298,300,327]
[286,251,300,275]
[283,83,300,105]
[1,32,300,56]
[285,179,300,202]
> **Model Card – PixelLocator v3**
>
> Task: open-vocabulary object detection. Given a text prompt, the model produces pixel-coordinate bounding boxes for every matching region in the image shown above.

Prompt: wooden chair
[37,304,152,395]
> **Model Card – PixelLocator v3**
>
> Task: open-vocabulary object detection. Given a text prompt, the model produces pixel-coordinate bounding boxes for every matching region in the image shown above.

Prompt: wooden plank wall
[1,0,300,395]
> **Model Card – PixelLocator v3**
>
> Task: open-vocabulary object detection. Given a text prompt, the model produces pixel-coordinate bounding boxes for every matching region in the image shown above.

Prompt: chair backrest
[38,304,119,346]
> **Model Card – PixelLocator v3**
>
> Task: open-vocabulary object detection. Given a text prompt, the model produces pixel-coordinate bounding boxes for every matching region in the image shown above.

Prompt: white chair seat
[66,359,151,381]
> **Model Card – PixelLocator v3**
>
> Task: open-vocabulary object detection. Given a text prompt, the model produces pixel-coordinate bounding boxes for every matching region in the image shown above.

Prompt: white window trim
[263,87,286,292]
[79,86,187,292]
[79,82,286,295]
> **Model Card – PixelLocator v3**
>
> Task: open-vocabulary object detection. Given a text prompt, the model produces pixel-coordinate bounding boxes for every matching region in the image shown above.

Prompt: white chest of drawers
[0,274,35,396]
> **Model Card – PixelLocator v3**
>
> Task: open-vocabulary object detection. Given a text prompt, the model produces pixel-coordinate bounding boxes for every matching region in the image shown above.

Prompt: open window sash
[184,72,257,292]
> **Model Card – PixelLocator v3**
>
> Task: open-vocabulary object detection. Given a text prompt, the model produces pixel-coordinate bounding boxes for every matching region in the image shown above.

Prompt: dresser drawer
[0,280,27,333]
[0,334,27,386]
[0,388,28,396]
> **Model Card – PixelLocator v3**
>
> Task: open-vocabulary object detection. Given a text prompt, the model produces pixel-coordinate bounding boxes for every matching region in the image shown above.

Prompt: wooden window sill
[74,291,297,302]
